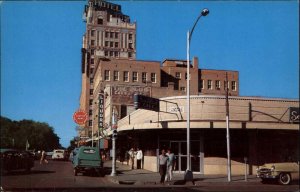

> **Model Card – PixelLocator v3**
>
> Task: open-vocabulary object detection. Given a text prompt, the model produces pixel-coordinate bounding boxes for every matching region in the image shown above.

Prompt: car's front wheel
[278,172,291,185]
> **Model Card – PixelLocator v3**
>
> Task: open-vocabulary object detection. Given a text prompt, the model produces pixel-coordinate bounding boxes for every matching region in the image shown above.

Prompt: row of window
[91,30,134,40]
[200,80,237,91]
[104,70,157,83]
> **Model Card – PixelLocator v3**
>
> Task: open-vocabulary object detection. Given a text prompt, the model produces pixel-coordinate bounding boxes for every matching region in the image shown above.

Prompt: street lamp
[186,8,209,179]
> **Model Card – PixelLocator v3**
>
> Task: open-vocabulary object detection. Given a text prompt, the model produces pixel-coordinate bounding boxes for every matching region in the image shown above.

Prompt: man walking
[165,148,176,182]
[159,149,168,184]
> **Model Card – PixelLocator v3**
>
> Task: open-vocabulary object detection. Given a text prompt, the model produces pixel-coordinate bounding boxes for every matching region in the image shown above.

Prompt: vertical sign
[98,94,105,130]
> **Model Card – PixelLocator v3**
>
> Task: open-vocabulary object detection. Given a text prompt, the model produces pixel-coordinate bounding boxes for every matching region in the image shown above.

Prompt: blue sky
[1,1,299,147]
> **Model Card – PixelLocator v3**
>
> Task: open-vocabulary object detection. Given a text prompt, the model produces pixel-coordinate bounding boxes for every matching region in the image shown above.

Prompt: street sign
[73,110,88,125]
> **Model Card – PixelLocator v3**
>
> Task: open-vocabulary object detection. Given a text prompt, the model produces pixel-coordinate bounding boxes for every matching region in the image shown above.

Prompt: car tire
[278,172,291,185]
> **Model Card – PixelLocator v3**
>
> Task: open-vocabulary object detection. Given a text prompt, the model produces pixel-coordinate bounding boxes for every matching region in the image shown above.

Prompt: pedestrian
[136,148,143,169]
[128,148,136,169]
[40,150,48,164]
[159,149,168,184]
[165,148,176,182]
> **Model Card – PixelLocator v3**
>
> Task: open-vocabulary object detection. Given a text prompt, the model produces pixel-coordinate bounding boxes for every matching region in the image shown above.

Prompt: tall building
[79,0,239,139]
[79,0,136,137]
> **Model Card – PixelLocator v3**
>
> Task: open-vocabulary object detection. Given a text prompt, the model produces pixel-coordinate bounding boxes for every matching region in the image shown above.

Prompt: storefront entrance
[165,140,204,174]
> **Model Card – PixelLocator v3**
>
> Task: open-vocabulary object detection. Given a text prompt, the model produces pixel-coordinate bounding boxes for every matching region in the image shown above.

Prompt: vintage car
[0,149,35,174]
[73,146,102,176]
[52,149,65,160]
[256,162,299,185]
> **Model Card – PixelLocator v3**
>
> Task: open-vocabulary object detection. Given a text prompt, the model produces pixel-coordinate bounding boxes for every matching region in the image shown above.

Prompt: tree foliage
[0,116,62,151]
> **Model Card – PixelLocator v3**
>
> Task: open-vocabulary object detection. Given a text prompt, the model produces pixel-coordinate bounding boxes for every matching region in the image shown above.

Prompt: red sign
[73,110,88,125]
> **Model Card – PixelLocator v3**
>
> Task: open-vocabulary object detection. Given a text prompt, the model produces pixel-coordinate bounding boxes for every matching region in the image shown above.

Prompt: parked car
[256,162,299,185]
[51,149,65,160]
[0,149,35,174]
[73,146,102,176]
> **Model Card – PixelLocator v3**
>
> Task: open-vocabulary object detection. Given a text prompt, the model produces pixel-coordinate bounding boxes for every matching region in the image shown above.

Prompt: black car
[0,149,35,174]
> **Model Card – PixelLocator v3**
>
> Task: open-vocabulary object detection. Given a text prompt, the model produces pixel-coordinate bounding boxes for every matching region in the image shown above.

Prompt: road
[1,160,299,192]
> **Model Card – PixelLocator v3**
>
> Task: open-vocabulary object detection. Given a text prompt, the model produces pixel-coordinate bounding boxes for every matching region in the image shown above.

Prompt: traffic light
[112,129,118,139]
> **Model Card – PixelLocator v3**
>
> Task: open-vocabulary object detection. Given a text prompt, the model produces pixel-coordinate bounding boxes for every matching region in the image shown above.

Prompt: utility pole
[225,72,231,182]
[110,108,117,176]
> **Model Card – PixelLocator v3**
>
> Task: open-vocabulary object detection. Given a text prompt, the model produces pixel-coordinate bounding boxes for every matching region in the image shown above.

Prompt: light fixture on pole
[185,8,209,181]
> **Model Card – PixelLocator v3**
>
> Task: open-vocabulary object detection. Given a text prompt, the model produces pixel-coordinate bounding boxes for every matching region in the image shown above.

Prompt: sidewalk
[103,160,261,186]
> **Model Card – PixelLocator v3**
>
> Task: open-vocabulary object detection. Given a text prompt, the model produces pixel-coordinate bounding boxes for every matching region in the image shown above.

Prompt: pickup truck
[73,146,102,176]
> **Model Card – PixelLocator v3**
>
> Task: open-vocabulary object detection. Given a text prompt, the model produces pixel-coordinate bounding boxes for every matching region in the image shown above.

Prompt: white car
[51,149,65,160]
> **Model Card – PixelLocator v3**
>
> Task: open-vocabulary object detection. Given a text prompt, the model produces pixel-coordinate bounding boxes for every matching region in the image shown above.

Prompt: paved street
[1,160,299,191]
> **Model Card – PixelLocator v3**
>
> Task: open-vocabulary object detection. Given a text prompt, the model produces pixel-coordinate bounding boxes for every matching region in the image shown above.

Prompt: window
[129,34,133,40]
[89,99,93,105]
[89,110,92,116]
[142,72,147,83]
[90,89,94,95]
[89,120,92,127]
[105,41,109,47]
[128,52,132,58]
[129,43,133,49]
[105,32,109,38]
[232,81,237,91]
[110,32,114,38]
[115,42,119,48]
[207,80,212,90]
[114,51,119,57]
[185,73,187,80]
[110,42,113,48]
[115,32,119,38]
[200,79,204,89]
[91,49,95,55]
[97,18,103,25]
[123,71,129,82]
[110,51,114,57]
[215,80,221,90]
[90,78,94,84]
[91,30,95,37]
[91,58,94,65]
[91,40,95,46]
[104,70,110,81]
[132,72,138,82]
[224,81,229,90]
[90,68,94,74]
[180,87,186,91]
[151,73,156,83]
[175,72,181,79]
[113,71,119,81]
[105,51,108,57]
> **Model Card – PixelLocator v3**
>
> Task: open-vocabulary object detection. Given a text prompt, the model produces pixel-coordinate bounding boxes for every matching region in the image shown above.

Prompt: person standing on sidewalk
[165,148,176,182]
[128,148,136,169]
[136,148,143,169]
[159,149,168,184]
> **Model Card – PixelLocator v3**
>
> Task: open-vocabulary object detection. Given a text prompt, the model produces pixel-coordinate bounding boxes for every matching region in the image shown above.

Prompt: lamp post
[186,8,209,177]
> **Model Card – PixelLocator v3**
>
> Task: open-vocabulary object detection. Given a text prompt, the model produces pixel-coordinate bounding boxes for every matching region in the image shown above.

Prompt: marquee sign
[290,107,299,123]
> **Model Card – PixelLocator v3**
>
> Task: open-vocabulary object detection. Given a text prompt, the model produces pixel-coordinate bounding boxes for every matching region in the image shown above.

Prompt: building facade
[79,0,239,140]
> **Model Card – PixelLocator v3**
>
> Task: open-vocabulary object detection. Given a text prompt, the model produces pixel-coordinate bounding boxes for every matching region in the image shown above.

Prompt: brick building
[79,0,239,139]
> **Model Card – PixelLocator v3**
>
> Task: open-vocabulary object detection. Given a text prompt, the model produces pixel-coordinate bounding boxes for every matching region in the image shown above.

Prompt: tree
[0,116,62,151]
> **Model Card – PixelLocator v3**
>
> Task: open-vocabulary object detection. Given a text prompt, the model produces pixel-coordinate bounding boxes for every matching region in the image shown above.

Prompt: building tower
[79,0,136,138]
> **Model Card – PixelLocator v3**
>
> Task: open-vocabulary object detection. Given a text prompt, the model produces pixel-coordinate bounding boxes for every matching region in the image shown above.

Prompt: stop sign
[73,110,88,125]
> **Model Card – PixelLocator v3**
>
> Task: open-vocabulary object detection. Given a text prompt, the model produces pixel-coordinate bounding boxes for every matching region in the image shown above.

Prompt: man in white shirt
[136,148,143,169]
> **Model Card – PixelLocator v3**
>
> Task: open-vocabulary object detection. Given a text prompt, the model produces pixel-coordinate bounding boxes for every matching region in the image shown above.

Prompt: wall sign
[290,107,299,123]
